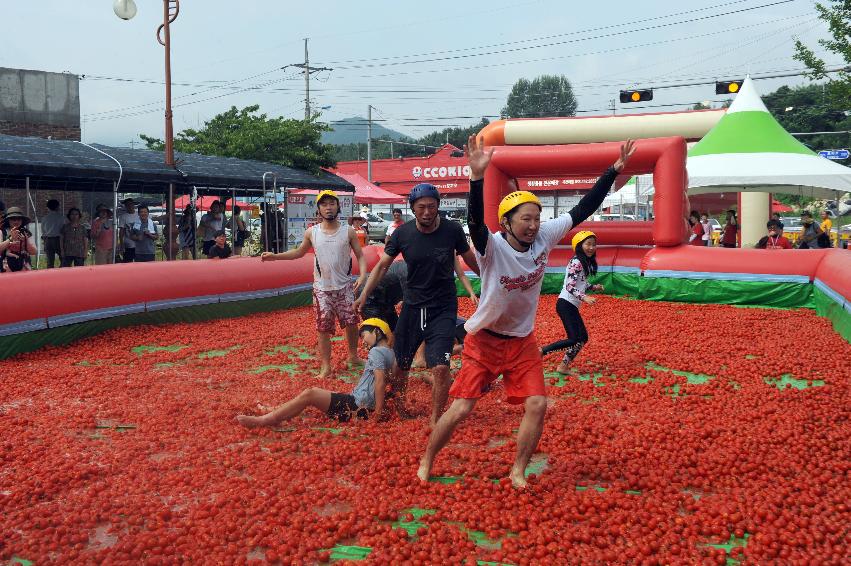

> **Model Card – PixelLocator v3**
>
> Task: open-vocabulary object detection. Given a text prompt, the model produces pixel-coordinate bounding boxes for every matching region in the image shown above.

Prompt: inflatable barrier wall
[1,131,849,358]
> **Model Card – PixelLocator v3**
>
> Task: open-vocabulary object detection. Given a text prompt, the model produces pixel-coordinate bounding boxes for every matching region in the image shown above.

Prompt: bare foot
[417,458,432,482]
[317,365,333,379]
[236,415,266,429]
[411,358,426,369]
[555,363,571,375]
[509,468,528,489]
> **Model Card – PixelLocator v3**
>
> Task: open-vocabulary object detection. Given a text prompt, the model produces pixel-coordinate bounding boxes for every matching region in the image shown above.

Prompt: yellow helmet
[571,230,597,250]
[498,191,542,220]
[360,318,391,337]
[316,190,339,206]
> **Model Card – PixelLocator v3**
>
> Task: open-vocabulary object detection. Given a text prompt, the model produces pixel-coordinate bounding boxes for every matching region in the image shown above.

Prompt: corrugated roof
[0,134,352,194]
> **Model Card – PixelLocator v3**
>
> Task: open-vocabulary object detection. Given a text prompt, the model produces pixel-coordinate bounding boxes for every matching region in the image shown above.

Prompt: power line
[324,0,795,71]
[330,15,816,81]
[316,0,788,66]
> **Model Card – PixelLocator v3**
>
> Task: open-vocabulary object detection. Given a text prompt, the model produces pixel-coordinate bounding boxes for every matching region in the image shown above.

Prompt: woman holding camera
[0,207,37,272]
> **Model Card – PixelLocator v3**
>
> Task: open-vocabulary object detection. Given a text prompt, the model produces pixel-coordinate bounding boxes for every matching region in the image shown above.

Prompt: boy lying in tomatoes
[236,319,395,427]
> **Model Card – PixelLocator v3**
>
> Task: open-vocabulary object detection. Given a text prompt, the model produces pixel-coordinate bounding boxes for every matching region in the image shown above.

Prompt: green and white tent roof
[685,76,851,198]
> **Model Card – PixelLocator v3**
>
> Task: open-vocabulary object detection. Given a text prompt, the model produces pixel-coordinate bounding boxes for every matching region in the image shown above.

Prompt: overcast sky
[1,0,837,147]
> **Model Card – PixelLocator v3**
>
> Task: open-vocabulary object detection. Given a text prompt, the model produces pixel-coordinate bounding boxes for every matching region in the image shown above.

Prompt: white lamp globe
[113,0,138,20]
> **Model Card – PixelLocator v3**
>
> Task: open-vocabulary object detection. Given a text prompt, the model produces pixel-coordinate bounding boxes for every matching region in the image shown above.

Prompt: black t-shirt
[207,244,232,259]
[385,219,470,307]
[365,260,407,311]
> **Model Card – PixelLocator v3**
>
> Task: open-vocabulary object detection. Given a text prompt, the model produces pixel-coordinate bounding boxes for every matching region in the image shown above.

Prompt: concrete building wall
[0,67,80,140]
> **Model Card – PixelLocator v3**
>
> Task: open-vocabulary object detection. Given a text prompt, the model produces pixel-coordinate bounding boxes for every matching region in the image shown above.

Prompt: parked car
[365,213,389,242]
[595,214,637,221]
[377,212,413,223]
[780,217,804,233]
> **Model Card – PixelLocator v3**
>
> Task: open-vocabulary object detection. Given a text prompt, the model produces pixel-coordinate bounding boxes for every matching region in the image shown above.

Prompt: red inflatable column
[483,161,511,233]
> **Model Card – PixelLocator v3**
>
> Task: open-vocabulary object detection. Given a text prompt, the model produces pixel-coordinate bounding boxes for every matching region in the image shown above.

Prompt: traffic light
[619,89,653,103]
[716,80,744,95]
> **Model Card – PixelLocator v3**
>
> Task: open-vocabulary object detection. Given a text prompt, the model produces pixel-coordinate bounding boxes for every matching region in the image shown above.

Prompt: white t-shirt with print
[465,214,574,338]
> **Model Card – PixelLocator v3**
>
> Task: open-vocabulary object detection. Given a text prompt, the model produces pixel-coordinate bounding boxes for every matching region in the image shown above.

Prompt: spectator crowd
[0,194,844,274]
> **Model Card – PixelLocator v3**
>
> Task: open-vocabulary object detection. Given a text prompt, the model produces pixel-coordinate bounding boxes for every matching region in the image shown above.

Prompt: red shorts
[449,330,545,405]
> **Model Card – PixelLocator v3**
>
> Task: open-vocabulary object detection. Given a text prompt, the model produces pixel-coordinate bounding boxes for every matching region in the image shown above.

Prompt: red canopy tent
[171,195,250,211]
[294,172,405,204]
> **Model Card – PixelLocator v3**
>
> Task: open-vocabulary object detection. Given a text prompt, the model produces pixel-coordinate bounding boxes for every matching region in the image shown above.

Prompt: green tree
[501,75,577,119]
[793,0,851,107]
[328,119,492,163]
[417,118,491,149]
[762,82,851,207]
[140,105,336,172]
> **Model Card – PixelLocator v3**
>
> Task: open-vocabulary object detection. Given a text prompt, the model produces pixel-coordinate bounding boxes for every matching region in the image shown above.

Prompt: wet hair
[767,219,782,230]
[213,229,226,238]
[137,205,149,213]
[392,208,403,215]
[573,236,598,278]
[359,325,393,348]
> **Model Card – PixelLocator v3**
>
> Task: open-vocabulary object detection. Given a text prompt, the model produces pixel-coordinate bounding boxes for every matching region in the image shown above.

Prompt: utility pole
[290,38,332,121]
[303,39,309,120]
[367,104,373,181]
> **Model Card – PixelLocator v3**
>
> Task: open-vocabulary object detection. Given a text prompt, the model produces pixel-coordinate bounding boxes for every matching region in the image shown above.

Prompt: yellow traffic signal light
[619,89,653,103]
[716,80,743,95]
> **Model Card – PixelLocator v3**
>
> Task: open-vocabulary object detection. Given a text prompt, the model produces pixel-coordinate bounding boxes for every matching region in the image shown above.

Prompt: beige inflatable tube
[480,110,724,146]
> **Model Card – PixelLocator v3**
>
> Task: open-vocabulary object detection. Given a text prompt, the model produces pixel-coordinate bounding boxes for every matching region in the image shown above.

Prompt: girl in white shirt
[541,231,602,374]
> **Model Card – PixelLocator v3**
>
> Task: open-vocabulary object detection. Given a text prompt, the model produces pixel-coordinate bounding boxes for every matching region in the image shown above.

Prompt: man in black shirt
[362,260,407,330]
[355,183,479,425]
[207,230,232,259]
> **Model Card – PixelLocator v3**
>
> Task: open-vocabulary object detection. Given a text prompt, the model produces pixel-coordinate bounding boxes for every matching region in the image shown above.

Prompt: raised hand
[613,139,637,173]
[464,134,495,181]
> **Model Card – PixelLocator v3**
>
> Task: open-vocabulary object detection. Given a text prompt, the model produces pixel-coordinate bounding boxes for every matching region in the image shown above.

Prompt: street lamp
[115,0,180,260]
[113,0,137,20]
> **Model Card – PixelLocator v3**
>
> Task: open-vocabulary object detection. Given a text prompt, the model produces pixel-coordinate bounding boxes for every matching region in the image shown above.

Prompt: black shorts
[327,393,370,423]
[361,305,399,331]
[394,301,457,370]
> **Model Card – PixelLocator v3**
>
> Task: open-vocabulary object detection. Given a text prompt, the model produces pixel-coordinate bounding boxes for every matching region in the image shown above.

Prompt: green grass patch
[249,364,297,375]
[646,362,713,384]
[266,345,313,359]
[764,373,825,390]
[392,508,436,536]
[328,544,372,561]
[198,345,241,359]
[428,475,463,485]
[132,344,188,354]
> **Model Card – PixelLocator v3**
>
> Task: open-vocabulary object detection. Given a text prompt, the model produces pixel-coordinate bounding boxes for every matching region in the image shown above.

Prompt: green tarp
[813,286,851,342]
[637,278,814,309]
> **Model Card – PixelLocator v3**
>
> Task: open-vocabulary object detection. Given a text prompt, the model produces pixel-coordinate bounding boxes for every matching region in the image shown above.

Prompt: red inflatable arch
[482,136,689,247]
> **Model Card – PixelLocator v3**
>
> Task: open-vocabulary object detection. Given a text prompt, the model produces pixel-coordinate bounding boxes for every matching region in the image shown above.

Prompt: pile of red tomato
[1,296,848,565]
